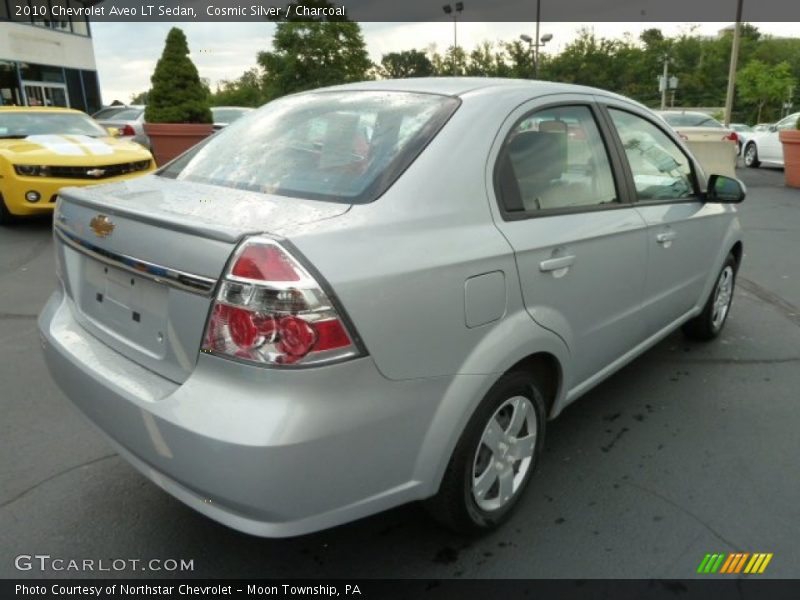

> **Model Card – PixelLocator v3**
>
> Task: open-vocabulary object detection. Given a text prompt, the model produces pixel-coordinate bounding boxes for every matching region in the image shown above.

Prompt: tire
[0,193,15,226]
[425,371,547,535]
[682,253,738,341]
[743,142,760,168]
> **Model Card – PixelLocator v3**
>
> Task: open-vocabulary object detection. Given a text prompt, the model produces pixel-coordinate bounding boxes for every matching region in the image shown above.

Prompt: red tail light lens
[202,237,361,367]
[119,124,136,137]
[723,131,738,143]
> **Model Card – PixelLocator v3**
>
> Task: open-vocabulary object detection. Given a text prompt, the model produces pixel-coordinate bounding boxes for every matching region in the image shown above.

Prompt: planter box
[143,123,214,167]
[779,129,800,189]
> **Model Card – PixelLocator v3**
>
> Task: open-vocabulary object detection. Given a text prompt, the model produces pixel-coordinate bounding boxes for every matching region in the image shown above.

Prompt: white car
[657,111,738,178]
[743,112,800,168]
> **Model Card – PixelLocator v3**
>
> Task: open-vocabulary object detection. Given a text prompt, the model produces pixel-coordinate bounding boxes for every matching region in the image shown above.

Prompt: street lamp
[442,2,464,76]
[520,32,552,79]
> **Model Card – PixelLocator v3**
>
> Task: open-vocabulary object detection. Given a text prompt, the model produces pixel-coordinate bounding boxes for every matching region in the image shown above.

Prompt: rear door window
[495,105,619,214]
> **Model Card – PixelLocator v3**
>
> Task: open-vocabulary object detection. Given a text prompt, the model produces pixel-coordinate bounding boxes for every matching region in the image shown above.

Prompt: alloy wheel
[471,395,538,512]
[711,266,734,331]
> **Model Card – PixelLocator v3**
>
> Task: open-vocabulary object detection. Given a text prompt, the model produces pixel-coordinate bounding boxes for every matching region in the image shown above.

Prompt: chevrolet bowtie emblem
[86,168,106,178]
[90,214,115,238]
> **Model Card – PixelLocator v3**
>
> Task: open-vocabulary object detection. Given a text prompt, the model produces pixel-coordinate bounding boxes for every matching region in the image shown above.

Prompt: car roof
[315,77,641,104]
[0,106,84,114]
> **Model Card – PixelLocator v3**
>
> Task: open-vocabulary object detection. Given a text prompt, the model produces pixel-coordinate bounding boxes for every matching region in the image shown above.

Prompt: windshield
[660,113,723,128]
[0,111,108,138]
[159,91,459,204]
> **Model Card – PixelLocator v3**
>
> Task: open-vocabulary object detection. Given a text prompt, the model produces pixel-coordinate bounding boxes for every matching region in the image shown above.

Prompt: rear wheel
[426,371,546,534]
[682,253,737,341]
[743,143,760,168]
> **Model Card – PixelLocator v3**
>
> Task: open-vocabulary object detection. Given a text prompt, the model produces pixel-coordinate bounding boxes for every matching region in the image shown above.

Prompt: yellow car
[0,107,155,224]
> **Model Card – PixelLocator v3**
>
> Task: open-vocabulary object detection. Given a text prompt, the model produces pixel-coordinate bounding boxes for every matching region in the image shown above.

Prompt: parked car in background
[211,106,254,130]
[0,107,155,223]
[657,110,738,177]
[92,105,132,120]
[742,112,800,168]
[40,79,745,537]
[96,105,149,150]
[729,123,753,155]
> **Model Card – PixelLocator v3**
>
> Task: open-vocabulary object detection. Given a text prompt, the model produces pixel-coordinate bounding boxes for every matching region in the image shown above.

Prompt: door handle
[539,255,576,272]
[656,231,677,244]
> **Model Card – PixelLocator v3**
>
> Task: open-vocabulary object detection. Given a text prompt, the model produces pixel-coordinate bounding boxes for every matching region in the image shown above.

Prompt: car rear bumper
[39,286,453,537]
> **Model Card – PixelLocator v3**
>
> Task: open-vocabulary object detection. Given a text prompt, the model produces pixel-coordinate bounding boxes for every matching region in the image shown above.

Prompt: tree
[737,60,795,123]
[210,68,264,107]
[380,50,433,79]
[258,0,372,100]
[145,27,212,123]
[130,90,149,104]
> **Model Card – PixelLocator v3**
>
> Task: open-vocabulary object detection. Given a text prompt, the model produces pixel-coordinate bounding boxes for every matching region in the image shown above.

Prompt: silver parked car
[39,79,745,537]
[211,106,254,130]
[96,105,149,150]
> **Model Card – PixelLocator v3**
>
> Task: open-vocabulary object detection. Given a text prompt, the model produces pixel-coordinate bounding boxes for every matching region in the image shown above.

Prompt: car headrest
[507,129,567,184]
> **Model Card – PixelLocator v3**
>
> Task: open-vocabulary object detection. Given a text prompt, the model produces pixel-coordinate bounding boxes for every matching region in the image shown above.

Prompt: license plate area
[80,258,169,358]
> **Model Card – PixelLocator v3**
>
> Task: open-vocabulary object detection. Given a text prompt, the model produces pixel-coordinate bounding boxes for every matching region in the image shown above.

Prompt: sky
[91,22,800,104]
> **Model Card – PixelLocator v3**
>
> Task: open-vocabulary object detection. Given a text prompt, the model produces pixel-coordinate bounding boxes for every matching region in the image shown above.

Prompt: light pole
[723,0,744,126]
[520,32,552,79]
[658,55,679,110]
[442,2,464,76]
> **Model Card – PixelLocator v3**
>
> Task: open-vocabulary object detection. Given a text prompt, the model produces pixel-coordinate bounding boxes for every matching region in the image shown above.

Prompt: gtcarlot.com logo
[697,552,773,575]
[14,554,194,573]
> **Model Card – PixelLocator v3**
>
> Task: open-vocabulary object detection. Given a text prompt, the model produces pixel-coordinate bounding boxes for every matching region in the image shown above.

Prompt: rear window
[158,91,460,204]
[107,108,143,121]
[92,107,127,119]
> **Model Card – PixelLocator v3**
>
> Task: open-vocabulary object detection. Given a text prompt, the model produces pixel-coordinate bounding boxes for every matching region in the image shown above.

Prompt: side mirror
[769,125,778,133]
[106,126,120,137]
[706,174,746,204]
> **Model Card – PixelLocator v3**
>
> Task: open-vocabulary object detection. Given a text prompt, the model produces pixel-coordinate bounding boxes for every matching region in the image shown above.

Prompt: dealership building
[0,0,102,113]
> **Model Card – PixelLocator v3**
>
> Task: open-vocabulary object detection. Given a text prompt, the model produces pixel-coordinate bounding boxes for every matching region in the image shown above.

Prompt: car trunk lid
[54,176,351,383]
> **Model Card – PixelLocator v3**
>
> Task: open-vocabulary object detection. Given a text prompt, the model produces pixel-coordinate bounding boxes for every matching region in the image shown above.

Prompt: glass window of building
[0,61,23,106]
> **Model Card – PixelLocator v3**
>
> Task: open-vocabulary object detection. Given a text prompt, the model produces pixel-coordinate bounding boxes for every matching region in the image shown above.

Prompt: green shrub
[145,27,212,124]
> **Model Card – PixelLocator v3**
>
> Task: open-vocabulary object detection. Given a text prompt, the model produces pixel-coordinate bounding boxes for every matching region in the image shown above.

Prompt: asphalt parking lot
[1,166,799,579]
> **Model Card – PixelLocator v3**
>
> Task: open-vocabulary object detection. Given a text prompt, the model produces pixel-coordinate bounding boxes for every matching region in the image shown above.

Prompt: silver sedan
[39,78,745,537]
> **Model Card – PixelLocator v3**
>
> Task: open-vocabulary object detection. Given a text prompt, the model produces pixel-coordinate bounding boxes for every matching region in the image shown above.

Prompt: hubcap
[745,146,756,165]
[472,395,537,512]
[711,266,734,330]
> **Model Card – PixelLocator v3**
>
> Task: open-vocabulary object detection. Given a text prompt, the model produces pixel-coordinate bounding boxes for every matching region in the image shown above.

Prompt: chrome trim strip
[54,225,217,296]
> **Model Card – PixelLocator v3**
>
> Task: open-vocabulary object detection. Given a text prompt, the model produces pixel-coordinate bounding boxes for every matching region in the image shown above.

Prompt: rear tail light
[119,124,136,137]
[723,131,738,144]
[202,237,362,367]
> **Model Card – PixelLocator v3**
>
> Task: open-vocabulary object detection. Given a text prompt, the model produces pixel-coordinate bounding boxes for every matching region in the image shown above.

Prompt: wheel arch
[412,311,569,498]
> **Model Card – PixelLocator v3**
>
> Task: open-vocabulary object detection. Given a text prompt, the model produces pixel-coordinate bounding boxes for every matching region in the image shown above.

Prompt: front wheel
[743,143,760,168]
[682,254,737,341]
[425,371,546,534]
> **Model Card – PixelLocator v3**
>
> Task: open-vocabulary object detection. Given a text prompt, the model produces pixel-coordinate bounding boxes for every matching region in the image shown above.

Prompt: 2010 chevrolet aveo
[39,78,745,537]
